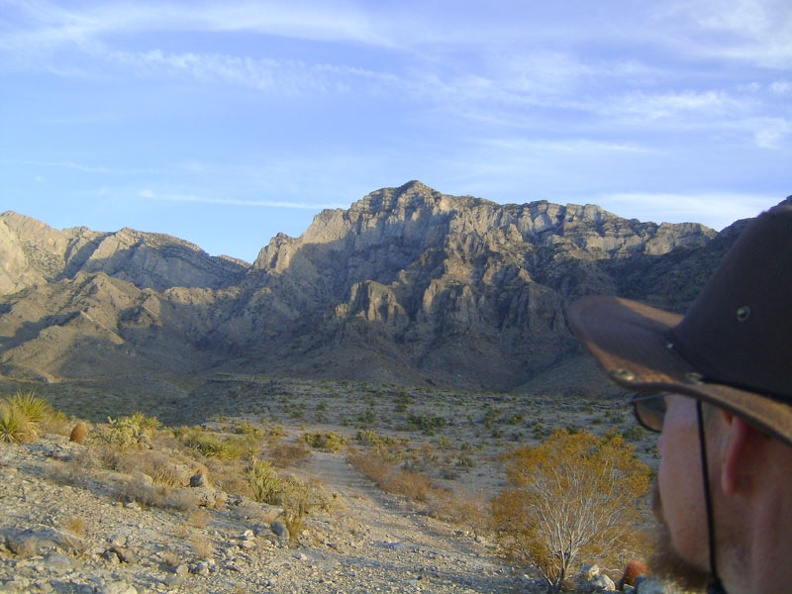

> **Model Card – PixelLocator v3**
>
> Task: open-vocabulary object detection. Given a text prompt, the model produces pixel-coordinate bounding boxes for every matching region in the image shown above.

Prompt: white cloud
[600,192,781,229]
[2,158,161,175]
[746,117,792,148]
[770,80,792,94]
[103,48,398,94]
[607,90,747,121]
[138,189,344,210]
[480,137,652,155]
[663,0,792,67]
[2,1,393,49]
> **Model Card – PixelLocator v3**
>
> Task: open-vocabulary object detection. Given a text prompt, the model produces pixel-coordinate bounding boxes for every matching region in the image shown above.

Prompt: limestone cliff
[0,183,770,395]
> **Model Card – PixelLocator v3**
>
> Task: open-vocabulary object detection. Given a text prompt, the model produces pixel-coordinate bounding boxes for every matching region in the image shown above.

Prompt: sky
[1,1,791,262]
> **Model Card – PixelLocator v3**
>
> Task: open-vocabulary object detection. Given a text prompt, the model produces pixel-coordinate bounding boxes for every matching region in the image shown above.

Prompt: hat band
[666,329,792,403]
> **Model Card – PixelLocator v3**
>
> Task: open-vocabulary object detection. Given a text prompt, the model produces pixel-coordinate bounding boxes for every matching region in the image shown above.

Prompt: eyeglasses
[629,393,668,433]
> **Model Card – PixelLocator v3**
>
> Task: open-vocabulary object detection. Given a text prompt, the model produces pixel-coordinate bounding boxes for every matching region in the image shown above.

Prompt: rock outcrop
[0,182,776,398]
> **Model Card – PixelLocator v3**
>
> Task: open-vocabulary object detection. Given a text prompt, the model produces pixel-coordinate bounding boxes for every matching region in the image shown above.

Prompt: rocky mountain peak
[0,183,775,395]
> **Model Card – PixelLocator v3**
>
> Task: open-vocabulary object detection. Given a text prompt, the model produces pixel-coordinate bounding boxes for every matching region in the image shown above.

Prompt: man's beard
[650,478,713,593]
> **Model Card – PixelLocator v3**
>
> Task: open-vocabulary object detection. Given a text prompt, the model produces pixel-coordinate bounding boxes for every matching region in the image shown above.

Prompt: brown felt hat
[566,204,792,447]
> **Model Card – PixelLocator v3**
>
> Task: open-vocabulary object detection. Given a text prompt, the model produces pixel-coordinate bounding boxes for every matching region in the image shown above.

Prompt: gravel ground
[0,435,528,594]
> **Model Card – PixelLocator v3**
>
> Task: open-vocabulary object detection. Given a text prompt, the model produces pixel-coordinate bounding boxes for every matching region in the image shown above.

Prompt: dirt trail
[299,450,525,593]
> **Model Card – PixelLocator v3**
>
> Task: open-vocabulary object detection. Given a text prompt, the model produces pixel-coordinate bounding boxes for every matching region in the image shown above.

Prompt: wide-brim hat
[565,204,792,447]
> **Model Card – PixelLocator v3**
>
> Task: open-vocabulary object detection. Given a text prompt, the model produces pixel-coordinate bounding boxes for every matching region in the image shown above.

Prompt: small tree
[492,429,650,592]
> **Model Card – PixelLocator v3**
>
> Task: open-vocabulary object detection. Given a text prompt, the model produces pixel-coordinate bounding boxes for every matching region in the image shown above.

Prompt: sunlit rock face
[0,181,741,392]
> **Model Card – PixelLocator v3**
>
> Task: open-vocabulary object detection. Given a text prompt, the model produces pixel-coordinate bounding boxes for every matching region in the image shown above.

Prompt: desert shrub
[348,448,434,501]
[0,404,30,444]
[268,439,311,468]
[175,426,254,461]
[266,424,287,439]
[353,430,408,462]
[63,516,86,535]
[356,406,377,426]
[39,408,75,437]
[91,445,125,472]
[190,534,214,559]
[233,420,264,439]
[188,509,212,529]
[347,448,391,485]
[381,468,433,502]
[278,476,332,543]
[245,460,285,504]
[623,424,645,440]
[455,454,476,468]
[482,407,498,429]
[117,474,171,508]
[315,401,328,422]
[426,488,487,529]
[58,516,91,557]
[0,391,52,443]
[393,392,412,413]
[114,449,191,487]
[402,442,437,472]
[406,413,446,434]
[8,391,51,424]
[92,413,160,451]
[491,428,651,592]
[350,446,480,525]
[302,431,347,452]
[244,460,331,542]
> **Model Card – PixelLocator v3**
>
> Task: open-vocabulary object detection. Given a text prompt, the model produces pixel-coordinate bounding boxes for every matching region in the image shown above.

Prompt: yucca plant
[0,404,27,443]
[8,391,52,424]
[245,460,284,504]
[0,392,51,443]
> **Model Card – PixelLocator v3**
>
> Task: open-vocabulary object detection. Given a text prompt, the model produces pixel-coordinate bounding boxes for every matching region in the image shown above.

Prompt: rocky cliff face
[221,181,718,389]
[0,182,762,395]
[0,212,246,293]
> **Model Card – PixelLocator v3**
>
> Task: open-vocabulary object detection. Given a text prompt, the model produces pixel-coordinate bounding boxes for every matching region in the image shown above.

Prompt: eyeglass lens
[631,394,666,432]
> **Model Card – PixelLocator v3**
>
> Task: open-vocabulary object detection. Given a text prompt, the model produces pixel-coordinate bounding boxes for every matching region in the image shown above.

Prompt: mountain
[0,181,772,414]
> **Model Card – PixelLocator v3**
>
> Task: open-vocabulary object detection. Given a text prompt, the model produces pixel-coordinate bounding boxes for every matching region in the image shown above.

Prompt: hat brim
[566,295,792,447]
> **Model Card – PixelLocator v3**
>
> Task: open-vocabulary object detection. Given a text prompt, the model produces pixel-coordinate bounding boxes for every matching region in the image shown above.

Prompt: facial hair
[649,477,713,593]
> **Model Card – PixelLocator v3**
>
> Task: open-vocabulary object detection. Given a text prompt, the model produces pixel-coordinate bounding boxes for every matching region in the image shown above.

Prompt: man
[565,204,792,594]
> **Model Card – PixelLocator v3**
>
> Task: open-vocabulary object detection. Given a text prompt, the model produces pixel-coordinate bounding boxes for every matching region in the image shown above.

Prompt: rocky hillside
[0,181,775,411]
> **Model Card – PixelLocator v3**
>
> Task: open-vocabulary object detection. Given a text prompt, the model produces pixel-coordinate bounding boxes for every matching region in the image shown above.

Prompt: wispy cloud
[1,158,162,175]
[660,0,792,68]
[600,191,782,229]
[103,48,398,94]
[138,189,345,210]
[479,137,653,155]
[1,1,396,53]
[605,90,748,121]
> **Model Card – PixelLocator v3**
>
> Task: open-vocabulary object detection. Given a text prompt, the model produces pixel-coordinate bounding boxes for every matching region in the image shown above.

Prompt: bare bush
[491,429,651,592]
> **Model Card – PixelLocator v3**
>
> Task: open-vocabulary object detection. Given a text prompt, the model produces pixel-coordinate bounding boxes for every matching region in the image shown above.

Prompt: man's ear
[720,413,764,497]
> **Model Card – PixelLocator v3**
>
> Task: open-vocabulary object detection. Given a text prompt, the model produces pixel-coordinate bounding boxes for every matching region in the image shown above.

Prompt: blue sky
[1,1,790,262]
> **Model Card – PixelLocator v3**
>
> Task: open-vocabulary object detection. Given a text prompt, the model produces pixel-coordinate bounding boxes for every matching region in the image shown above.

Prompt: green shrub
[234,421,263,439]
[302,431,347,452]
[92,413,160,450]
[278,476,332,542]
[0,391,52,443]
[245,460,285,504]
[175,426,251,460]
[8,391,51,424]
[0,404,29,443]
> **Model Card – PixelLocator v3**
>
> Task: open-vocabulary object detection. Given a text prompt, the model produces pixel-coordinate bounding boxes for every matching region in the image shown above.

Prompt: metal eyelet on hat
[611,368,635,381]
[685,372,705,384]
[736,306,751,322]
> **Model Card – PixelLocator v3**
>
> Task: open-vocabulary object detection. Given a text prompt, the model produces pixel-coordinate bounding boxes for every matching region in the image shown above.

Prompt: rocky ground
[0,434,524,594]
[0,378,659,594]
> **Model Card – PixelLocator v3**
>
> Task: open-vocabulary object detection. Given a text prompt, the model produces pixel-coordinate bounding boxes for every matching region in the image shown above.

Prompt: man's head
[565,204,792,591]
